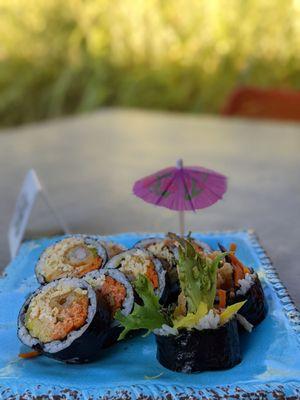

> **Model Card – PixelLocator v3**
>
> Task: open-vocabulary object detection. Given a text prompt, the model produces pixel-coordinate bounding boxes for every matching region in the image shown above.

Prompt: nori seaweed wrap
[106,248,166,301]
[18,278,111,363]
[155,318,241,373]
[217,243,266,327]
[228,274,266,327]
[35,235,108,284]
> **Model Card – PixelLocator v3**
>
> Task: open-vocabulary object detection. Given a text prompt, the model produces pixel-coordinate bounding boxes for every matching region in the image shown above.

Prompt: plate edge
[1,229,300,399]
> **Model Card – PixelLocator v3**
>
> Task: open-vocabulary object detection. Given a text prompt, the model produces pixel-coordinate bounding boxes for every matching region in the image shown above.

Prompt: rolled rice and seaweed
[116,236,246,373]
[135,235,211,305]
[18,278,112,363]
[84,269,134,347]
[35,235,108,284]
[217,243,266,327]
[135,237,180,304]
[100,241,127,259]
[106,248,166,301]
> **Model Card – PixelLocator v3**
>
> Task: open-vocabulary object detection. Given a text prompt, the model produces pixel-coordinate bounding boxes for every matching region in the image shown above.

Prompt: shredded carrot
[243,266,250,274]
[229,253,245,271]
[218,289,227,309]
[19,350,41,359]
[229,243,237,253]
[99,276,126,315]
[229,249,250,276]
[146,265,159,289]
[233,266,245,286]
[229,253,245,286]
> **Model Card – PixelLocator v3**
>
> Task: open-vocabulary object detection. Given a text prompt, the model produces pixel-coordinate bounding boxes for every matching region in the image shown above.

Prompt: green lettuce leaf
[115,275,166,340]
[171,234,225,313]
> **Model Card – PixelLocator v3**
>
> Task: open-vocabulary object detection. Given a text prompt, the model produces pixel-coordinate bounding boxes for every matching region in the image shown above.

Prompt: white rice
[237,273,255,295]
[119,249,151,280]
[155,310,221,337]
[85,274,106,289]
[195,310,220,331]
[154,324,178,336]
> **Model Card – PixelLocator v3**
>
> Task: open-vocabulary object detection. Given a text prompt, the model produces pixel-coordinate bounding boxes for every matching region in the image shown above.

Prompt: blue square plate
[0,231,300,399]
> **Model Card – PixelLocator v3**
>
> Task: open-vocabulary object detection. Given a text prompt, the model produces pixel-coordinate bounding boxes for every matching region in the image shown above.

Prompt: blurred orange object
[221,87,300,121]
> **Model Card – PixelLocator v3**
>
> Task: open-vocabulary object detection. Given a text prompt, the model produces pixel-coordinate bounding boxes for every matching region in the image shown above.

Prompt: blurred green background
[0,0,299,126]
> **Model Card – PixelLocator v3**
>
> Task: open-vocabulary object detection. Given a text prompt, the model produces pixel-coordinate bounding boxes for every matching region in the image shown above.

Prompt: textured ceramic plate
[0,231,300,400]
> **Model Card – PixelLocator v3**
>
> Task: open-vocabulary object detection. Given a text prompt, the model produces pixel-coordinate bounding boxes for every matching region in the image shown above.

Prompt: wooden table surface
[0,109,299,307]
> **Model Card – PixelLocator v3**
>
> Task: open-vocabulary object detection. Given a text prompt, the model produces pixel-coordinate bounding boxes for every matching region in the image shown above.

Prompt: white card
[8,169,69,259]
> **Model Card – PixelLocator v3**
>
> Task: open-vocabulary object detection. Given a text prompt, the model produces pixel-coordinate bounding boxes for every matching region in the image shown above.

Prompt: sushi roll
[35,235,108,284]
[106,249,166,300]
[100,241,127,259]
[135,236,210,272]
[135,235,211,304]
[231,274,266,327]
[84,269,134,347]
[189,237,212,254]
[116,236,245,374]
[217,243,266,327]
[84,269,133,318]
[155,318,241,373]
[18,278,111,363]
[134,237,178,276]
[134,237,179,304]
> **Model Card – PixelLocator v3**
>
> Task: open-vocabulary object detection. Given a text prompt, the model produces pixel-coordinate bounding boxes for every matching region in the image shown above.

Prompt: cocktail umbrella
[133,160,227,235]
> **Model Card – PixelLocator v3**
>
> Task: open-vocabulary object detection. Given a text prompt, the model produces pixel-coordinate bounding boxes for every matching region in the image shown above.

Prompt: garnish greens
[173,302,207,330]
[116,235,247,339]
[115,275,166,340]
[220,301,246,325]
[170,233,225,313]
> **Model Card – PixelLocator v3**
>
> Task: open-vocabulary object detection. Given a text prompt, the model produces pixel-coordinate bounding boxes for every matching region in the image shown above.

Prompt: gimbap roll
[189,237,212,254]
[231,274,266,327]
[134,237,178,269]
[84,269,133,317]
[135,235,211,305]
[84,269,134,347]
[18,278,111,363]
[135,236,210,273]
[217,243,266,327]
[106,249,166,300]
[35,235,107,284]
[135,237,179,304]
[116,235,246,373]
[100,241,127,259]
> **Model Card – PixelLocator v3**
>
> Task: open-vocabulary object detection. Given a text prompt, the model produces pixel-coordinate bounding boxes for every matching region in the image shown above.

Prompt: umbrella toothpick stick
[179,210,185,237]
[177,159,185,236]
[133,158,227,238]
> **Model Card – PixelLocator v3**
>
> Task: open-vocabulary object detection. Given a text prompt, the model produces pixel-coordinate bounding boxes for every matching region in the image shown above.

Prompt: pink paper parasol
[133,160,227,235]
